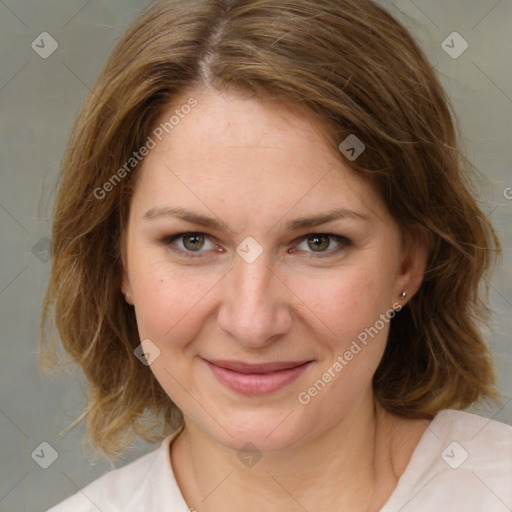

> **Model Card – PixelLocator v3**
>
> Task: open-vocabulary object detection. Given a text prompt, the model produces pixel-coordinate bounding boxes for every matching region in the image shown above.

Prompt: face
[121,88,427,453]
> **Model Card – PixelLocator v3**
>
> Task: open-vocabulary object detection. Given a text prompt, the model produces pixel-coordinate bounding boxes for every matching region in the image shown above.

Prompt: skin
[121,88,431,511]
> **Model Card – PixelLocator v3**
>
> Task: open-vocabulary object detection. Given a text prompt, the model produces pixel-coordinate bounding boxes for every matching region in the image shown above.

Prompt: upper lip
[204,359,312,374]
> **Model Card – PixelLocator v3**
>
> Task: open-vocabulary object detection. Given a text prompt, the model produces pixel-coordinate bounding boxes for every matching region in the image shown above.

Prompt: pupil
[184,234,204,251]
[308,235,329,251]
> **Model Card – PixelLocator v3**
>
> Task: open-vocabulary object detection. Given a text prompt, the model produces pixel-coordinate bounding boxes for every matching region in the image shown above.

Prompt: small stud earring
[399,290,407,300]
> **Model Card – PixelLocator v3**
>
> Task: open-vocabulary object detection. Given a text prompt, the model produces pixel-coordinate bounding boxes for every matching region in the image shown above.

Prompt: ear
[121,269,134,305]
[394,225,431,305]
[120,231,134,306]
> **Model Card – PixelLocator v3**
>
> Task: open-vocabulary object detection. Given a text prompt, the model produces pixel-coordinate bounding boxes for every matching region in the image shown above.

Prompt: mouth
[202,358,313,395]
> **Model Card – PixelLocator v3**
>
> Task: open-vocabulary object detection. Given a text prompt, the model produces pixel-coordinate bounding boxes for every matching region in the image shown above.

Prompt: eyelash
[160,232,352,259]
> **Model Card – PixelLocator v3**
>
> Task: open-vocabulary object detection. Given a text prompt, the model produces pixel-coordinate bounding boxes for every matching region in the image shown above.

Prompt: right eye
[161,232,222,258]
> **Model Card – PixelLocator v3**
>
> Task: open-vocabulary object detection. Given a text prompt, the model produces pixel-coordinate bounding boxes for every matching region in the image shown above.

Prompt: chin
[200,407,320,454]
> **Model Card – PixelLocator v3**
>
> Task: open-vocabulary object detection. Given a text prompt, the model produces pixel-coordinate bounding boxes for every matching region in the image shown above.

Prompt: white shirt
[47,409,512,511]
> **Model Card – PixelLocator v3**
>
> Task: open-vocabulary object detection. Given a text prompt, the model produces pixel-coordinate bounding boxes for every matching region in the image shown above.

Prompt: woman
[42,0,512,510]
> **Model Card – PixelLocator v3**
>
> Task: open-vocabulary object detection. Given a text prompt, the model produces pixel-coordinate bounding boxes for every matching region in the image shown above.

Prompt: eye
[161,231,351,259]
[291,233,350,256]
[163,232,220,257]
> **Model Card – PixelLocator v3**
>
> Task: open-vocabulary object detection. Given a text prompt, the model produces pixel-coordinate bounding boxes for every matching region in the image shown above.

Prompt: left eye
[293,234,349,255]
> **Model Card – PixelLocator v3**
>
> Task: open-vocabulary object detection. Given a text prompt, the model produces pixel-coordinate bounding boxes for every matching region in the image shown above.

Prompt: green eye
[306,235,331,252]
[294,233,351,256]
[181,233,206,251]
[163,232,216,258]
[162,232,351,260]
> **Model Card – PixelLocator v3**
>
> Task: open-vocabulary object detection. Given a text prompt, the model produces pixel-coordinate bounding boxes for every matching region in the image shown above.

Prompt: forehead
[131,88,389,227]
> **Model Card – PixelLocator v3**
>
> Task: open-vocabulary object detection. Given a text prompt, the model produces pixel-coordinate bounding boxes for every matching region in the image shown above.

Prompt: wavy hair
[40,0,502,458]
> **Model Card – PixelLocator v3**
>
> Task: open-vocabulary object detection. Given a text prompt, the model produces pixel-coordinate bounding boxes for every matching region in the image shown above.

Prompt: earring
[399,290,407,300]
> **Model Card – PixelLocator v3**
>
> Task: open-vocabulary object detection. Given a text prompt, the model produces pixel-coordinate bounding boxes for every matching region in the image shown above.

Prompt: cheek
[128,251,222,345]
[130,264,219,401]
[293,267,393,415]
[288,265,387,343]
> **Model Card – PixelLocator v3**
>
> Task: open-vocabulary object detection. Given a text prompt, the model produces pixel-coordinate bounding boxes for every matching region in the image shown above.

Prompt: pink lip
[203,358,313,395]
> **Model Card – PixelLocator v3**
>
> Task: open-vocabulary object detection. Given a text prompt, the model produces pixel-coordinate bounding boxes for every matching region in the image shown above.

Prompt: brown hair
[40,0,502,458]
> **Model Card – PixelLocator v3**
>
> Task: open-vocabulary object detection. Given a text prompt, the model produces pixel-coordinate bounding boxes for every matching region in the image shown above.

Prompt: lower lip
[204,360,312,396]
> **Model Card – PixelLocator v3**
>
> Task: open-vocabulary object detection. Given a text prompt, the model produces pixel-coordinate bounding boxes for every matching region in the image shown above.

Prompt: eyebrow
[142,206,371,232]
[286,209,371,229]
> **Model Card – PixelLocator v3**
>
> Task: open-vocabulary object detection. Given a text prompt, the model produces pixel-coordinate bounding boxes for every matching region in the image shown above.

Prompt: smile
[202,358,313,396]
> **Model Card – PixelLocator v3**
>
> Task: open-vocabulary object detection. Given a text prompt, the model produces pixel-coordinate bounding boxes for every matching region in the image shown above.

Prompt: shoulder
[431,408,512,456]
[46,428,188,512]
[434,408,512,476]
[382,409,512,512]
[46,449,161,512]
[423,409,512,506]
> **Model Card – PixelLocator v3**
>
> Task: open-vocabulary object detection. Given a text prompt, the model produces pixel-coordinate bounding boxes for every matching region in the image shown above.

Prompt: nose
[217,254,293,348]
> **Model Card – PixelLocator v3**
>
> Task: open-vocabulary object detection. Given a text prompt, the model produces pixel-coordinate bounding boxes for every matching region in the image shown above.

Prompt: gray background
[0,1,511,510]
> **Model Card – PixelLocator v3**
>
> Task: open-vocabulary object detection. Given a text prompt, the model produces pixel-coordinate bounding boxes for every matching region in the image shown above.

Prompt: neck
[171,390,427,512]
